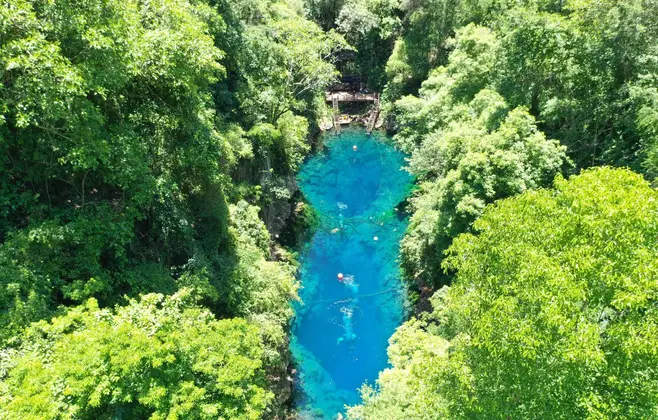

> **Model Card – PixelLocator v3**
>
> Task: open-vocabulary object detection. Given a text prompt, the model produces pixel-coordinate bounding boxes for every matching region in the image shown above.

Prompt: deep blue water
[292,128,413,418]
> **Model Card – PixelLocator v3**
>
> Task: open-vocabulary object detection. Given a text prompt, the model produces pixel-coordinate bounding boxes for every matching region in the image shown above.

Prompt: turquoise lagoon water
[292,128,413,418]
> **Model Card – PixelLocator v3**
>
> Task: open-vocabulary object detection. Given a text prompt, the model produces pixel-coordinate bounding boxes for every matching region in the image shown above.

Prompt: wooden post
[332,94,341,134]
[367,93,380,133]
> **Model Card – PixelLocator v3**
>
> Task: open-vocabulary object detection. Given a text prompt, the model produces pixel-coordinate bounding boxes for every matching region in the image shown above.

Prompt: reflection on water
[292,129,413,418]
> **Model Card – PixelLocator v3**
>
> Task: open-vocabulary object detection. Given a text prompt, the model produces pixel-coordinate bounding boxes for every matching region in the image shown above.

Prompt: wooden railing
[332,94,341,134]
[366,93,380,133]
[325,91,377,103]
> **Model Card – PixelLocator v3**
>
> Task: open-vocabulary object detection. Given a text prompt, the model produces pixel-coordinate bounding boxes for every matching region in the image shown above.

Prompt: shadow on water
[292,128,413,418]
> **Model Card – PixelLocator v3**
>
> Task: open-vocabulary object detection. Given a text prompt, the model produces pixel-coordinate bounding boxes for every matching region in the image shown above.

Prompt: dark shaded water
[292,129,413,418]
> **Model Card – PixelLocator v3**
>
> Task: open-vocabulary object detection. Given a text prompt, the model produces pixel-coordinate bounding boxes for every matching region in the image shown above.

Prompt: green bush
[0,291,271,420]
[350,168,658,419]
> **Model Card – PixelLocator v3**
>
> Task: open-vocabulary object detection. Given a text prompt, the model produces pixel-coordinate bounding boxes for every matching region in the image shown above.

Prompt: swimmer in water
[337,306,357,345]
[341,274,359,292]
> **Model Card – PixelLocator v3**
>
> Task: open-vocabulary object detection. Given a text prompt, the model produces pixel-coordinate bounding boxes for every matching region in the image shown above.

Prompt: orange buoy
[337,273,344,281]
[353,145,357,151]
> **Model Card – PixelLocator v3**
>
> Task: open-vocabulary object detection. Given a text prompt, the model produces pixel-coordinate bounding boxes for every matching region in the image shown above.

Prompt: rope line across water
[302,287,403,305]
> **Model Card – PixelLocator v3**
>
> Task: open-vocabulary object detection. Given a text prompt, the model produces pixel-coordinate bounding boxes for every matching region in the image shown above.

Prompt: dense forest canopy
[332,0,658,287]
[349,167,658,419]
[2,292,271,419]
[1,0,658,418]
[1,0,343,418]
[332,0,658,418]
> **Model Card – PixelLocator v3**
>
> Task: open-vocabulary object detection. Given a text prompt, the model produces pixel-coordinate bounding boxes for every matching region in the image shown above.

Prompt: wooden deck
[325,91,377,102]
[325,91,381,133]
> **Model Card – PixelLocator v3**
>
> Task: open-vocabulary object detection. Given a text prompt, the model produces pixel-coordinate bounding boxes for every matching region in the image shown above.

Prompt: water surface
[292,128,413,418]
